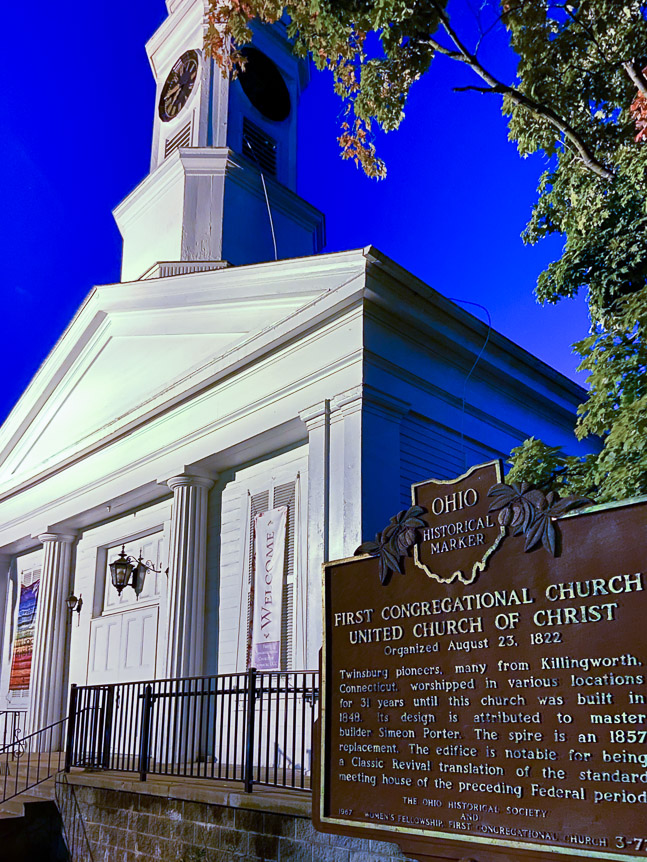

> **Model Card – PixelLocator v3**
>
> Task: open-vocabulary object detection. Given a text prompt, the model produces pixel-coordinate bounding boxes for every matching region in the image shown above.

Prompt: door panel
[87,606,158,684]
[88,616,121,682]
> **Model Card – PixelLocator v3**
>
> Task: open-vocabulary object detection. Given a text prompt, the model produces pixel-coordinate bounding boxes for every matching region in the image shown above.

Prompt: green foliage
[206,1,444,177]
[504,2,647,318]
[207,0,647,502]
[500,3,647,501]
[507,438,598,496]
[573,287,647,500]
[509,287,647,502]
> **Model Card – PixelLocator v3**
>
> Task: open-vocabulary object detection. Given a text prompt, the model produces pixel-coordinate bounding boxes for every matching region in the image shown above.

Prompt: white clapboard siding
[400,412,503,506]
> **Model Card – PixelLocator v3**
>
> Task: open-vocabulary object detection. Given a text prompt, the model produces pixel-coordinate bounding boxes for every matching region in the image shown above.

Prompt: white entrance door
[86,533,165,685]
[87,606,159,684]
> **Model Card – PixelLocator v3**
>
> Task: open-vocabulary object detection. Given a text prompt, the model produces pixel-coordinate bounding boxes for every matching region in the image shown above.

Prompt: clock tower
[113,0,325,281]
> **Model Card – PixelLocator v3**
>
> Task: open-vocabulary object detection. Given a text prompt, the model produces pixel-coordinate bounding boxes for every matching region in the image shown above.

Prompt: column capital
[167,473,215,492]
[36,532,77,545]
[299,399,330,431]
[330,385,363,416]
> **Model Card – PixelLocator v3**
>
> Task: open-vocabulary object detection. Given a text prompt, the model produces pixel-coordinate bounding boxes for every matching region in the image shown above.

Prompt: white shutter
[273,482,296,670]
[245,481,297,670]
[246,491,270,668]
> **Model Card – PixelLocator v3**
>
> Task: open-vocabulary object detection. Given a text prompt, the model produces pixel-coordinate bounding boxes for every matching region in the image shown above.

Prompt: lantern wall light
[109,545,167,597]
[66,593,83,625]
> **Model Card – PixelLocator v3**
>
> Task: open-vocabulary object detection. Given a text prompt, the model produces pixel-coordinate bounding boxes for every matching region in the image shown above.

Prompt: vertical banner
[251,507,287,670]
[9,580,40,691]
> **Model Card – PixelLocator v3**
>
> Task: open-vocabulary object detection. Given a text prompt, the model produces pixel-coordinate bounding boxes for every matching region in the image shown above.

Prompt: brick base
[55,778,408,862]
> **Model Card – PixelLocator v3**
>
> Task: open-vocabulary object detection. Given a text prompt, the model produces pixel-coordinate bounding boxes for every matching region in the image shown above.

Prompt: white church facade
[0,0,588,745]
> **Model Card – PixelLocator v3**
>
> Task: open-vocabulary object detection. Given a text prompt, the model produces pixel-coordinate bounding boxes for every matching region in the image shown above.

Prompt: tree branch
[453,85,504,93]
[426,0,614,181]
[624,61,647,98]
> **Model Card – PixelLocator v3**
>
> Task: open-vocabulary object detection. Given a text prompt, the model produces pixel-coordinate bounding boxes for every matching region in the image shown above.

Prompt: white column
[0,556,11,689]
[165,474,214,679]
[299,401,331,669]
[329,387,363,560]
[328,386,409,559]
[28,533,76,739]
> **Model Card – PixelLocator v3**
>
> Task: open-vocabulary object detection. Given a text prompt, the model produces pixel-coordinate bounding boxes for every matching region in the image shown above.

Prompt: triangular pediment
[0,252,367,487]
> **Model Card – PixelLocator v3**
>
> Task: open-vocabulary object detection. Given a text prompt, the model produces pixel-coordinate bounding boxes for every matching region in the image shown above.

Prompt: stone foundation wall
[56,779,408,862]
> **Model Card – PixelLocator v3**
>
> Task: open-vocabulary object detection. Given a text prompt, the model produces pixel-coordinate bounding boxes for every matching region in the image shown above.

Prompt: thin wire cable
[244,138,278,261]
[259,171,278,261]
[446,297,493,469]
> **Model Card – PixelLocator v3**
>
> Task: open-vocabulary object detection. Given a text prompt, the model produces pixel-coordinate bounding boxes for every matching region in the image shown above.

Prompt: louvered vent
[242,118,277,176]
[22,567,41,588]
[164,121,192,159]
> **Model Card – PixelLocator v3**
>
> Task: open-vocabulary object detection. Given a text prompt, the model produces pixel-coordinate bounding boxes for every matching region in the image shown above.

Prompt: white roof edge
[0,270,368,499]
[0,249,370,460]
[362,246,586,402]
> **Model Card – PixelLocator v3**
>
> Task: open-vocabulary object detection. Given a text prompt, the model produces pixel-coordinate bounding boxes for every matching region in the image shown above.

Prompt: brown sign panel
[413,461,505,585]
[315,463,647,862]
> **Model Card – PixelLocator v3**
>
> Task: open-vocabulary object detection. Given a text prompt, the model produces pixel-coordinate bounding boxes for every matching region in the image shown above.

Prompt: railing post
[64,684,78,773]
[139,685,153,782]
[244,667,257,793]
[101,687,115,770]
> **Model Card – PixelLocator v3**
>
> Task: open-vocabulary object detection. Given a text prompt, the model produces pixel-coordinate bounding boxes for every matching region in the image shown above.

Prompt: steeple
[113,0,324,281]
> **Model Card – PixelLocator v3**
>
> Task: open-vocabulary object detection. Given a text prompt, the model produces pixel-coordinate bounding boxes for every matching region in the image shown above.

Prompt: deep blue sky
[0,1,589,427]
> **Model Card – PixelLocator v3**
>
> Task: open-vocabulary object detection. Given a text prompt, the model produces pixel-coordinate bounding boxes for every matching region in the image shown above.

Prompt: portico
[0,0,590,753]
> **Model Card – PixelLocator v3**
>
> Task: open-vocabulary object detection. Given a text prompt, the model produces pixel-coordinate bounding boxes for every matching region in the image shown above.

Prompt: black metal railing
[66,669,318,792]
[0,717,68,803]
[55,773,95,862]
[0,709,24,752]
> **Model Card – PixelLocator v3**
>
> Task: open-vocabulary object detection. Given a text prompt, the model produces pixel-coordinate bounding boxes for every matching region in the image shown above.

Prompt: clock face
[238,47,291,122]
[159,50,200,123]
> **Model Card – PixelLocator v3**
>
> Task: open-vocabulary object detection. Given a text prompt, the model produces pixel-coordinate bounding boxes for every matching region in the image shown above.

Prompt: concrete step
[0,753,60,820]
[0,793,41,819]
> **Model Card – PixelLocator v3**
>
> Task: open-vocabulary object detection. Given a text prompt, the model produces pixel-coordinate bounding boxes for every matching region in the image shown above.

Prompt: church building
[0,0,587,747]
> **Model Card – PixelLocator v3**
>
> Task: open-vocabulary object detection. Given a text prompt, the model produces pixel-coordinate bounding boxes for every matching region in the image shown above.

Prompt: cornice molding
[0,335,363,537]
[113,147,325,251]
[361,385,411,421]
[363,249,585,404]
[0,251,368,493]
[147,0,207,80]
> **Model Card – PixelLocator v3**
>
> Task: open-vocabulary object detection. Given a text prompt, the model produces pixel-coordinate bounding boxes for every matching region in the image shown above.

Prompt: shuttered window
[164,121,192,158]
[242,118,277,176]
[246,481,297,670]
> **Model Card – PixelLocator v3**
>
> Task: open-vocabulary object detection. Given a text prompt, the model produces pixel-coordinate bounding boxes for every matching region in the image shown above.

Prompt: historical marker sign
[413,461,505,585]
[315,463,647,862]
